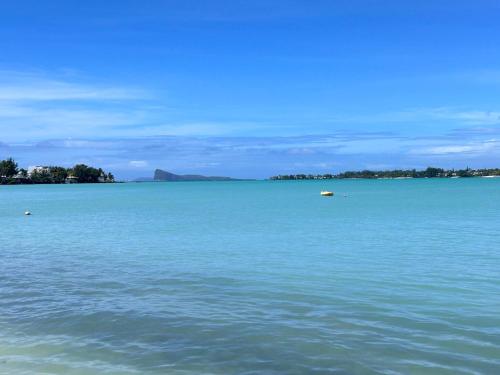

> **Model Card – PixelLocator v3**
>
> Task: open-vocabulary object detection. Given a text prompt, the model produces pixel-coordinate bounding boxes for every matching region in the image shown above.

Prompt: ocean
[1,179,499,374]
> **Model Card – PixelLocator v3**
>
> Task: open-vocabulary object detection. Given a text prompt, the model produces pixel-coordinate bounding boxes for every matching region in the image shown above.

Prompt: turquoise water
[1,179,500,374]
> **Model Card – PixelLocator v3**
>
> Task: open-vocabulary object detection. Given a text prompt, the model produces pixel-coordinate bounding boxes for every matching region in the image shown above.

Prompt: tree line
[270,167,500,180]
[0,158,115,185]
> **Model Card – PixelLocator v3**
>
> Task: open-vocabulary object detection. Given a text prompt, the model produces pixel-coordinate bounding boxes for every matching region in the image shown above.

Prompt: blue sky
[1,0,500,178]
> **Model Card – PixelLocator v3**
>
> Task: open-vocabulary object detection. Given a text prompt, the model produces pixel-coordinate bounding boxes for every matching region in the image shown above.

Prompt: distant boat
[320,191,334,196]
[24,211,31,215]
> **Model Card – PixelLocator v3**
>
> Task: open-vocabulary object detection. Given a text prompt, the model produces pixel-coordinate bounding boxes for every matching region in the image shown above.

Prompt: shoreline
[269,176,500,180]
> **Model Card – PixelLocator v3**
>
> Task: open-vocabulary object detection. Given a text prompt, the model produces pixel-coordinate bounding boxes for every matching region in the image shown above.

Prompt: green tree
[49,166,69,183]
[424,167,444,178]
[0,157,18,177]
[70,164,101,183]
[30,169,52,184]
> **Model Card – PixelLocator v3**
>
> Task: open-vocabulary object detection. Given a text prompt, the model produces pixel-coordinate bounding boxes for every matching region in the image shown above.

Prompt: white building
[65,175,79,184]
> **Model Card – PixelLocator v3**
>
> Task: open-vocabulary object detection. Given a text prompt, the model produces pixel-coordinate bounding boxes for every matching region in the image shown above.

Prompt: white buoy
[24,211,31,216]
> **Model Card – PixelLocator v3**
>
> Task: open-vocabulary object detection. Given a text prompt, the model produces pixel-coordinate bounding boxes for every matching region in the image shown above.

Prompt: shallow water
[1,179,499,374]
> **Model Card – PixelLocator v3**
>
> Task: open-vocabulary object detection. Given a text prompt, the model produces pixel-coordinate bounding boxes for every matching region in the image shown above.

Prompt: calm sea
[1,179,499,374]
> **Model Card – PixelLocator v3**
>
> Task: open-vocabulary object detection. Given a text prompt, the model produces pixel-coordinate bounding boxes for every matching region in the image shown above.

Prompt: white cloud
[428,108,500,125]
[152,122,260,136]
[457,69,500,85]
[410,139,499,155]
[0,70,145,101]
[0,70,263,141]
[331,107,500,126]
[2,70,500,166]
[0,85,142,101]
[3,133,500,179]
[129,160,148,168]
[0,70,156,141]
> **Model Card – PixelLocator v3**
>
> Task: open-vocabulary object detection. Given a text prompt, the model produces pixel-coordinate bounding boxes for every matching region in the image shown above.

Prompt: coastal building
[12,171,27,180]
[65,175,79,184]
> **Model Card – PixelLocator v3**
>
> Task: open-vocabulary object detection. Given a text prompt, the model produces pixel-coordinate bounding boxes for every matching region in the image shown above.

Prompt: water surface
[1,179,499,374]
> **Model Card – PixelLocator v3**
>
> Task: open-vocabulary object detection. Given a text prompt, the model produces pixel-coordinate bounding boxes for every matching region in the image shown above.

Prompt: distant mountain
[153,169,239,182]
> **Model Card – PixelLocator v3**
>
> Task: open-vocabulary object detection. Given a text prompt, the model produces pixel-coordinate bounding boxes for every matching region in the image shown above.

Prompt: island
[0,158,115,185]
[152,169,240,182]
[270,167,500,180]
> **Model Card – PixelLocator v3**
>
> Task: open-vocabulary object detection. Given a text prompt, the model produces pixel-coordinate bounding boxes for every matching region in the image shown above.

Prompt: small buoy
[24,211,31,216]
[320,191,334,197]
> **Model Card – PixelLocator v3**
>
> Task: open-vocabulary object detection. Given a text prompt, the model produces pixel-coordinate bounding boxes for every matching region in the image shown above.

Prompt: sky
[1,0,500,179]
